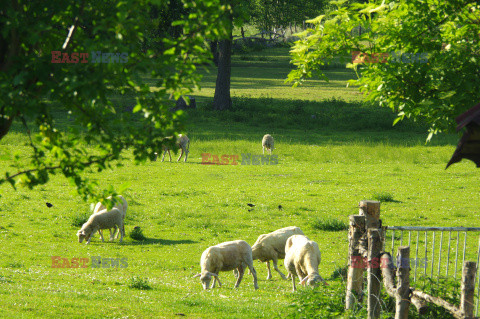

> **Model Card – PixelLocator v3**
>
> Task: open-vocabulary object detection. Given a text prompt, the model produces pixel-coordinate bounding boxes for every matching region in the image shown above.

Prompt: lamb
[161,134,190,162]
[262,134,274,154]
[92,195,128,241]
[284,235,326,292]
[77,207,125,244]
[251,226,304,280]
[193,240,259,290]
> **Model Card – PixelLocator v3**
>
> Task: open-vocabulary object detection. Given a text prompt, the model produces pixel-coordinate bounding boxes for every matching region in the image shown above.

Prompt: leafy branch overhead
[0,0,230,201]
[287,0,480,141]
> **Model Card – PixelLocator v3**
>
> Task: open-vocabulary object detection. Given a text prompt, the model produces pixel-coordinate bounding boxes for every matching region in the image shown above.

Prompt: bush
[372,192,396,202]
[71,211,89,227]
[128,276,151,290]
[311,218,348,231]
[129,226,146,241]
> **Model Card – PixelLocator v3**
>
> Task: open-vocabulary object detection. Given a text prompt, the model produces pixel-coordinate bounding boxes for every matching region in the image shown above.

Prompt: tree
[212,0,250,111]
[0,0,230,201]
[287,0,480,140]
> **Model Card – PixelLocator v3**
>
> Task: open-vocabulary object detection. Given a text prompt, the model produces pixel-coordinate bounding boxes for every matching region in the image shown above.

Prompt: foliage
[372,192,396,202]
[128,276,152,290]
[250,0,328,34]
[311,218,348,231]
[129,226,146,241]
[0,0,230,202]
[287,0,480,140]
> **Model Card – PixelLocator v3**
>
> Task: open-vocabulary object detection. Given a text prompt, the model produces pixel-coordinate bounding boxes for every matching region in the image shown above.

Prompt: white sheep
[161,134,190,162]
[251,226,304,280]
[262,134,274,154]
[284,235,326,292]
[77,207,125,244]
[92,195,128,241]
[193,240,259,290]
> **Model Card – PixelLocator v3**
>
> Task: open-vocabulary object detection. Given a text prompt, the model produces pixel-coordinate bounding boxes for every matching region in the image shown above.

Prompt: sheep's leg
[109,226,117,242]
[168,150,172,162]
[211,275,222,289]
[234,265,245,288]
[291,273,297,292]
[262,146,265,154]
[98,230,105,242]
[161,150,167,162]
[246,262,259,290]
[177,148,184,162]
[184,142,189,162]
[266,261,272,280]
[272,257,287,280]
[118,223,124,243]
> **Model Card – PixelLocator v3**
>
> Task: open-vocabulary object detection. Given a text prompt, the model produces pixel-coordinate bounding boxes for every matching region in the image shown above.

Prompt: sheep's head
[251,244,261,260]
[77,227,92,243]
[193,271,218,290]
[300,274,327,287]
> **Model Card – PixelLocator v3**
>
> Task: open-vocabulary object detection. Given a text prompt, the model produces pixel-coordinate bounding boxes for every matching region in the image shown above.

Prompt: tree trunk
[241,26,245,38]
[210,40,219,67]
[212,34,232,111]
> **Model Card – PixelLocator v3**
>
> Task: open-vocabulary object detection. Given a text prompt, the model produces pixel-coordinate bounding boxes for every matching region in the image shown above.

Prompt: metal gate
[385,226,480,315]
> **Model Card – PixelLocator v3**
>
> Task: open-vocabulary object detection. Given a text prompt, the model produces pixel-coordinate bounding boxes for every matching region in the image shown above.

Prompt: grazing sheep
[92,195,128,241]
[161,134,190,162]
[262,134,274,154]
[284,235,326,292]
[251,226,305,280]
[193,240,259,290]
[77,207,125,244]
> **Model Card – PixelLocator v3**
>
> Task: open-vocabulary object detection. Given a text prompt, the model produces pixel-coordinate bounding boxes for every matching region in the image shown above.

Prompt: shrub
[128,276,151,290]
[71,211,89,227]
[129,226,146,241]
[372,192,396,202]
[312,218,348,231]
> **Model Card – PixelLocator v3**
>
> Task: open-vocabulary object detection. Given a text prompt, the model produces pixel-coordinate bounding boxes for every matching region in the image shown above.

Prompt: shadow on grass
[122,238,197,246]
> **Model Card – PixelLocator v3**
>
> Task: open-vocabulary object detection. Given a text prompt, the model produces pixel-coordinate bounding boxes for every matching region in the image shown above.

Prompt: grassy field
[1,47,478,318]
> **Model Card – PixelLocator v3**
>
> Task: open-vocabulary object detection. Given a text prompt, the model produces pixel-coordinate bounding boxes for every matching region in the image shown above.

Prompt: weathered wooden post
[346,215,366,309]
[359,200,381,229]
[460,261,477,318]
[396,246,411,319]
[367,229,382,319]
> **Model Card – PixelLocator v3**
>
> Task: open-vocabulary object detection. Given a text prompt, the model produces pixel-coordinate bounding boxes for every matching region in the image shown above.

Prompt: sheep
[77,207,125,244]
[251,226,305,280]
[193,240,259,290]
[262,134,274,154]
[92,195,128,242]
[161,134,190,162]
[284,235,326,292]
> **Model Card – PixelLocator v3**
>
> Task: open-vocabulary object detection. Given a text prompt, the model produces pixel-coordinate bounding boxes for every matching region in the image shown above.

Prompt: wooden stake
[367,229,382,319]
[461,261,477,318]
[396,246,410,319]
[346,215,366,309]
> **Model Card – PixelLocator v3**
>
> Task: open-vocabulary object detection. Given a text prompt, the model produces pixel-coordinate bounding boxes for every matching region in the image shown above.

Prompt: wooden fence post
[396,246,410,319]
[346,215,366,309]
[368,229,382,319]
[359,200,381,229]
[460,261,477,318]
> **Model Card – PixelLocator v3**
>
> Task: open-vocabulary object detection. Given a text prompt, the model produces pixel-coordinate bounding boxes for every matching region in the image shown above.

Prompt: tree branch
[4,154,116,181]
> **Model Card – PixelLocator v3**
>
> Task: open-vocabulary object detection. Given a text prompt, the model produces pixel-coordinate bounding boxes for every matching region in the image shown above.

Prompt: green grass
[0,47,475,318]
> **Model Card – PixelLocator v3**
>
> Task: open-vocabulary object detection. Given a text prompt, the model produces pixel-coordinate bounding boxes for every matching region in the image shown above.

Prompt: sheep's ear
[192,273,201,278]
[299,277,308,286]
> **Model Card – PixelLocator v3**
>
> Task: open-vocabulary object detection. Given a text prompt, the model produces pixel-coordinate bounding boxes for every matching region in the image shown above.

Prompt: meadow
[1,47,479,318]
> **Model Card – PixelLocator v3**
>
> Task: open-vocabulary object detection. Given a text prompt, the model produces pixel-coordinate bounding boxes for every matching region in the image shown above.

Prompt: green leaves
[0,0,227,202]
[287,0,480,140]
